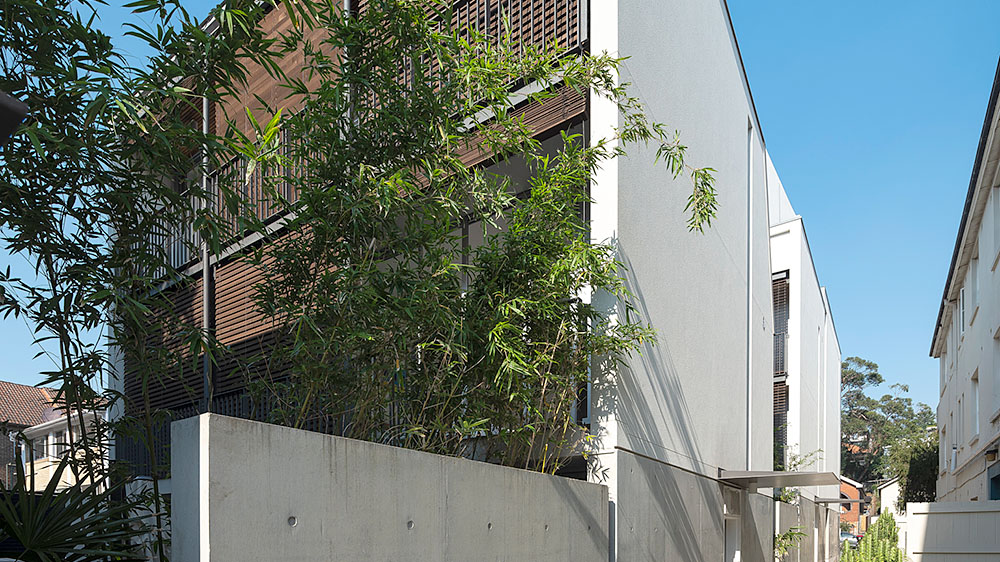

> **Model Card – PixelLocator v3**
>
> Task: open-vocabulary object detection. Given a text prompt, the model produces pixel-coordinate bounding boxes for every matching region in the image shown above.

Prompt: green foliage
[0,0,721,558]
[891,427,938,506]
[840,513,904,562]
[841,356,936,484]
[0,457,147,561]
[774,525,805,561]
[776,448,822,504]
[1,0,287,557]
[240,0,718,472]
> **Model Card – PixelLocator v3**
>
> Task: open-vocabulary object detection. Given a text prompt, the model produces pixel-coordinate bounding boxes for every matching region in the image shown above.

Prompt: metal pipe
[201,93,214,413]
[746,120,753,471]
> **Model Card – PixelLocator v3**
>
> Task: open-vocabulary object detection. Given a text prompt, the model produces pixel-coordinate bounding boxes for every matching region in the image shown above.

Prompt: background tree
[887,426,938,505]
[841,356,936,489]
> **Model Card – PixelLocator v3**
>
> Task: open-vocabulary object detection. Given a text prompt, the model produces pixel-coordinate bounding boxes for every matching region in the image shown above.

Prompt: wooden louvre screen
[123,0,591,477]
[772,272,789,376]
[773,381,789,470]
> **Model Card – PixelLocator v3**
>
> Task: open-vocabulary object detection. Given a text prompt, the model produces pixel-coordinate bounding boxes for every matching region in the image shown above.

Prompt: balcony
[145,0,587,279]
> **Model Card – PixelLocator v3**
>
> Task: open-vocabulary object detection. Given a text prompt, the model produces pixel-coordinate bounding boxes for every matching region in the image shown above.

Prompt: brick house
[840,475,867,534]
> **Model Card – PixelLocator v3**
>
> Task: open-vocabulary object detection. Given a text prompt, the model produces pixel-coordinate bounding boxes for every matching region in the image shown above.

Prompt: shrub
[840,512,903,562]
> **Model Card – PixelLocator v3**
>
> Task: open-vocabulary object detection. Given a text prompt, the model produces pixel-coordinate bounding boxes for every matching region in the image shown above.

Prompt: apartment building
[768,156,843,558]
[115,1,843,560]
[931,58,1000,502]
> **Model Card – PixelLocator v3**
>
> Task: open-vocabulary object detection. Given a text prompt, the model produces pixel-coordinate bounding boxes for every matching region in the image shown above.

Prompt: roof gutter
[930,56,1000,357]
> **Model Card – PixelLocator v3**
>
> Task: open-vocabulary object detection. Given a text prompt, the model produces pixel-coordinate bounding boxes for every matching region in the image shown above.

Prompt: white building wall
[600,0,773,484]
[933,76,1000,502]
[767,160,842,507]
[585,0,809,559]
[822,288,842,500]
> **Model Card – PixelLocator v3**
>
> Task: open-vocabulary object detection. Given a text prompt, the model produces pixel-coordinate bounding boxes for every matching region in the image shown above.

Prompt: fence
[901,501,1000,560]
[171,414,609,561]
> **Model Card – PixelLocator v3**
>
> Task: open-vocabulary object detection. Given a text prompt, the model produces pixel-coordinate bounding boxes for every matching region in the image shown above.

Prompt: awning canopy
[719,470,840,491]
[815,498,866,504]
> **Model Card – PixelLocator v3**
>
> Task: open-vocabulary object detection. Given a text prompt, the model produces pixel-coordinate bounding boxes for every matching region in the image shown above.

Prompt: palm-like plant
[0,456,148,561]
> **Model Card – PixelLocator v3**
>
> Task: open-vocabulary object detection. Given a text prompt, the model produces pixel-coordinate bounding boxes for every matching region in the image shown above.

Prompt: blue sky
[3,1,998,413]
[728,0,1000,409]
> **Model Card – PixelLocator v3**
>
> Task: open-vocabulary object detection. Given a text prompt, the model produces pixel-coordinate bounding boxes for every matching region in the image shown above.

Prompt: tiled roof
[0,380,56,428]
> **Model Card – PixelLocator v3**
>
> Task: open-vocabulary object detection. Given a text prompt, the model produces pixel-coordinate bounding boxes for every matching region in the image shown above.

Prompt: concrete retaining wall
[903,501,1000,561]
[614,450,774,562]
[171,414,609,562]
[775,496,839,562]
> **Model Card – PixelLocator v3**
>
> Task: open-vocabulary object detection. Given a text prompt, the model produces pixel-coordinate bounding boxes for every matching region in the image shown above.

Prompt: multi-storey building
[115,0,844,559]
[768,155,843,558]
[931,58,1000,502]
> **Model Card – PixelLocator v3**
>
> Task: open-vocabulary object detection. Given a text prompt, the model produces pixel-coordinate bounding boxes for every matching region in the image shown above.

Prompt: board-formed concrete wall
[903,501,1000,560]
[171,414,609,562]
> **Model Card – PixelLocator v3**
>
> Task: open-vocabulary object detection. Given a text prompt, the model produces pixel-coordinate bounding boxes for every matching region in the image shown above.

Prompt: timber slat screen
[772,273,789,377]
[773,381,789,470]
[121,0,589,477]
[151,0,586,277]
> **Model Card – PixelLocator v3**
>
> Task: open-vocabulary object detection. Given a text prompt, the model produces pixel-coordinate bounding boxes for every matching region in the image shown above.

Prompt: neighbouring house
[840,476,865,534]
[0,378,103,491]
[768,155,843,547]
[112,1,843,560]
[0,379,55,487]
[930,57,1000,503]
[21,408,104,491]
[877,477,903,518]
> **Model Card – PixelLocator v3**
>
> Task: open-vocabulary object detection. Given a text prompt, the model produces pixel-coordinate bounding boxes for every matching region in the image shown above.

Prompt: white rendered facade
[767,156,843,506]
[586,1,840,560]
[931,61,1000,502]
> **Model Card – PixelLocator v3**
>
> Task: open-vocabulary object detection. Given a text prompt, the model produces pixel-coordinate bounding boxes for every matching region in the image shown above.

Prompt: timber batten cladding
[118,0,589,476]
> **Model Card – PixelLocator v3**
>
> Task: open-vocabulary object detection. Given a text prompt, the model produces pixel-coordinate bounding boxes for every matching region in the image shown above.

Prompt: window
[941,352,947,389]
[959,396,965,445]
[995,340,1000,413]
[971,257,979,312]
[32,438,45,460]
[952,408,958,449]
[54,430,69,457]
[989,462,1000,500]
[972,373,980,438]
[772,272,790,376]
[960,288,967,332]
[941,426,947,470]
[993,186,1000,253]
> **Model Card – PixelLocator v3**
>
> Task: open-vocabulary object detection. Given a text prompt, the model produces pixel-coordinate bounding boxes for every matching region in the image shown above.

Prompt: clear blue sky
[728,0,1000,410]
[3,1,997,413]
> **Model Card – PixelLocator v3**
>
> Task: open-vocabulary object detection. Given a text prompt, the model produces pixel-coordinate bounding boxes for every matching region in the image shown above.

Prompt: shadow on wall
[587,244,751,561]
[550,475,612,556]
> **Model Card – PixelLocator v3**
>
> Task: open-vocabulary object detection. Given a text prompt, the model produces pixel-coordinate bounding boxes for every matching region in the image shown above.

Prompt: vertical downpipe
[746,119,753,471]
[201,94,214,414]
